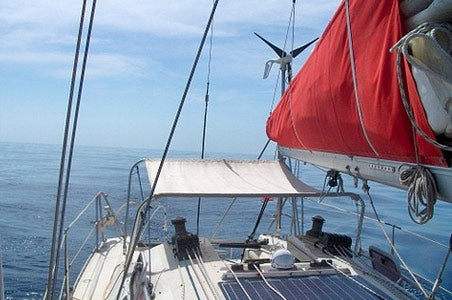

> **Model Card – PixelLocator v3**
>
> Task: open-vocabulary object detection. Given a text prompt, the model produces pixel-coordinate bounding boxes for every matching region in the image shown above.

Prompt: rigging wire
[51,1,98,296]
[117,2,220,298]
[196,1,215,236]
[363,182,429,298]
[249,0,297,239]
[284,0,310,150]
[257,0,298,159]
[268,0,295,111]
[287,0,296,83]
[45,0,93,298]
[269,69,281,114]
[257,139,271,159]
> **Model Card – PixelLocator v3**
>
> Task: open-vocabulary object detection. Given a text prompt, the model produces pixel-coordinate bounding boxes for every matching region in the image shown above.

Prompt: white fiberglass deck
[72,238,125,299]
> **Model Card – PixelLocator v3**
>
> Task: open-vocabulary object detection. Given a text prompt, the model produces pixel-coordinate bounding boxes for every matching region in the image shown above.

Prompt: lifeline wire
[116,2,220,298]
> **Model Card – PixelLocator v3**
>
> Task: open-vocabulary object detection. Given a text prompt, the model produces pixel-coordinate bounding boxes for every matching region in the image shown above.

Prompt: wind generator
[255,32,318,93]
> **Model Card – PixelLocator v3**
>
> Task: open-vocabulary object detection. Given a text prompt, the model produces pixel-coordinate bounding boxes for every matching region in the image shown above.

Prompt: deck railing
[57,192,121,299]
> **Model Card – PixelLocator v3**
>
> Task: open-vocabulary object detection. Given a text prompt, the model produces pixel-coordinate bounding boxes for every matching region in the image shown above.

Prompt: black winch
[171,216,200,260]
[307,215,352,256]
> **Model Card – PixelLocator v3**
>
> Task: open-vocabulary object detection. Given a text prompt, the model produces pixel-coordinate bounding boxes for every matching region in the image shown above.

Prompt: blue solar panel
[219,274,390,300]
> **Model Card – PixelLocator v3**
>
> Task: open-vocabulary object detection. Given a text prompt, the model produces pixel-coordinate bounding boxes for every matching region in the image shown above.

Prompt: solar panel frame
[219,274,391,300]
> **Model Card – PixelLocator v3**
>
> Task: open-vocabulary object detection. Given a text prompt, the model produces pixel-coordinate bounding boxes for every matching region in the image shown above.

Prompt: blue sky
[0,0,341,155]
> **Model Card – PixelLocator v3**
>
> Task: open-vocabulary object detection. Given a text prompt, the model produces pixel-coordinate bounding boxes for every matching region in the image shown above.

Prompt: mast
[255,32,318,236]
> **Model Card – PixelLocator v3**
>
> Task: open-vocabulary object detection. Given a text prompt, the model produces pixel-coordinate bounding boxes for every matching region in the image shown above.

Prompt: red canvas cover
[266,0,446,166]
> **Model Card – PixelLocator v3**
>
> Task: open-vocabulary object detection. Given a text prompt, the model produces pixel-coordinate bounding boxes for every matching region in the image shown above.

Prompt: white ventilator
[271,249,295,270]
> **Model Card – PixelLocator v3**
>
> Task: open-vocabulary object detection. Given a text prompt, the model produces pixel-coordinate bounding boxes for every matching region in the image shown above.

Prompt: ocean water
[0,142,451,299]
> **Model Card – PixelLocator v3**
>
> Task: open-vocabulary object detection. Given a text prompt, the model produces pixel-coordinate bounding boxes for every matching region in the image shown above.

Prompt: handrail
[124,158,147,253]
[56,192,120,298]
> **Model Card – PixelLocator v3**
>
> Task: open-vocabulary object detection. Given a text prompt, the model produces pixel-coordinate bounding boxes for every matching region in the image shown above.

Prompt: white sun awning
[144,159,321,199]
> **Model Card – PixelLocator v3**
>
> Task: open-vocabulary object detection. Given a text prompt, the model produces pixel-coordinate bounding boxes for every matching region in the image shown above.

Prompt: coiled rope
[399,165,437,224]
[389,24,450,224]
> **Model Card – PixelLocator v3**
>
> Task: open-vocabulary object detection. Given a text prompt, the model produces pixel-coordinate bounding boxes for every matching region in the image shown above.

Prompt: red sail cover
[266,0,446,166]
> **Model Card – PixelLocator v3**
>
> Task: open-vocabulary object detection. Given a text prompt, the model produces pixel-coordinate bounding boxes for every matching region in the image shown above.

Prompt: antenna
[255,32,318,94]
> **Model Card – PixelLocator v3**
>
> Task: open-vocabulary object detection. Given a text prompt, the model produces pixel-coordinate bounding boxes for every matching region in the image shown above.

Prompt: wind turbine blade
[290,37,319,58]
[254,32,286,58]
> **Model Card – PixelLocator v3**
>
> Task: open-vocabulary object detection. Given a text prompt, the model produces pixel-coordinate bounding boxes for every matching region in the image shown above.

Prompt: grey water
[0,142,451,299]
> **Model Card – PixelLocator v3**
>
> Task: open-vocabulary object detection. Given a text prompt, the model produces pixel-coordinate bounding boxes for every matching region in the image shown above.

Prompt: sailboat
[44,0,452,299]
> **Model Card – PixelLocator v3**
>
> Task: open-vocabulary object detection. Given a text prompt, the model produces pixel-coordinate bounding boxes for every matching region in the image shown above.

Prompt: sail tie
[344,0,380,157]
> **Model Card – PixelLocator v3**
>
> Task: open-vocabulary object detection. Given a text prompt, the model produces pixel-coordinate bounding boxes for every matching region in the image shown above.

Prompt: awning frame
[123,158,365,255]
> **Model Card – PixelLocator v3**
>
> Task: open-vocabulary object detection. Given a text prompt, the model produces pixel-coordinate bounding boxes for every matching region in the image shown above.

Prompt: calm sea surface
[1,142,451,299]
